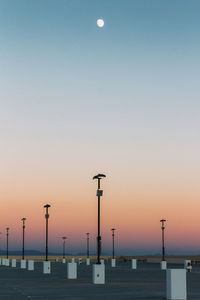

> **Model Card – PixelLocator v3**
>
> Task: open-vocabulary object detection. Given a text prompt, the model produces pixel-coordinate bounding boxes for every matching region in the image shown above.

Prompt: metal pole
[21,218,26,260]
[160,219,166,261]
[44,204,51,261]
[6,228,9,259]
[86,233,90,258]
[93,173,106,265]
[111,228,116,259]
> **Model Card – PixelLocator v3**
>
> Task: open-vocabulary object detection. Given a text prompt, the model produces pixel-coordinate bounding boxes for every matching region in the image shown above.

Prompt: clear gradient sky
[0,0,200,255]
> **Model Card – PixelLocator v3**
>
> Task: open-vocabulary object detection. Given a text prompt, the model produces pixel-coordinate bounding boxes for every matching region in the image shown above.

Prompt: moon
[97,19,104,28]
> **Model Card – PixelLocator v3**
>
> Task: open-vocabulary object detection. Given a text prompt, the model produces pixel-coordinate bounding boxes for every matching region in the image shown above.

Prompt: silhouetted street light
[86,233,90,258]
[93,173,106,264]
[61,237,67,259]
[44,204,51,261]
[0,232,2,255]
[111,228,116,259]
[160,219,166,261]
[6,228,9,259]
[21,218,26,260]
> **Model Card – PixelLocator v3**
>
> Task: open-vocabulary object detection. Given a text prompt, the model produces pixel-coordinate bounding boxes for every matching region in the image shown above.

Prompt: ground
[0,261,199,299]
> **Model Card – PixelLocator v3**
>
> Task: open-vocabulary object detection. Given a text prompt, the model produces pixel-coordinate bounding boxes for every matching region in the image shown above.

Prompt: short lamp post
[111,228,116,259]
[21,218,26,260]
[44,204,51,261]
[93,173,106,264]
[86,233,90,258]
[6,227,9,259]
[160,219,166,261]
[61,237,67,259]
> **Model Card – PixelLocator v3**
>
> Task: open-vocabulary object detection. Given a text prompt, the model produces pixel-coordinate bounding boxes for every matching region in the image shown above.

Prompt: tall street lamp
[61,237,67,259]
[86,233,90,258]
[160,219,166,261]
[0,232,2,255]
[6,227,9,259]
[21,218,26,260]
[93,173,106,264]
[111,228,116,259]
[44,204,51,261]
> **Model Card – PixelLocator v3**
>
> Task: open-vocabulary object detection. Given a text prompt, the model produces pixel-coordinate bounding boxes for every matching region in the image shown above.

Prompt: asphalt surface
[0,260,199,299]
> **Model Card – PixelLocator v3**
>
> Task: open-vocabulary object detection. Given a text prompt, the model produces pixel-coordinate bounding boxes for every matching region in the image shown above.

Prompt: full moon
[97,19,104,28]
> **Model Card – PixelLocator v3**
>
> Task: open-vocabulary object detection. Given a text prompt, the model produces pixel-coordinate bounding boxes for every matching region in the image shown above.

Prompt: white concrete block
[67,262,77,279]
[55,257,59,262]
[78,258,82,265]
[166,269,187,300]
[2,258,6,265]
[28,260,34,271]
[71,258,75,263]
[111,259,116,267]
[43,261,51,274]
[5,259,9,266]
[20,259,26,269]
[100,259,104,264]
[62,258,66,263]
[11,259,16,267]
[0,258,2,266]
[161,260,167,270]
[93,264,105,284]
[86,258,90,265]
[132,259,137,269]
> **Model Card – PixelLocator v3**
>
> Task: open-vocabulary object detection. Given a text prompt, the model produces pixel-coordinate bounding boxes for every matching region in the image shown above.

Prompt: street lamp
[93,173,106,264]
[86,233,90,259]
[44,204,51,261]
[160,219,166,261]
[61,237,67,259]
[21,218,26,260]
[6,227,9,259]
[111,228,116,259]
[0,232,2,255]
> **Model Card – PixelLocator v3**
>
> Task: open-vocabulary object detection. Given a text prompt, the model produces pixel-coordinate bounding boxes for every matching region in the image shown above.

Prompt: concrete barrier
[11,259,16,267]
[67,262,77,279]
[71,258,75,263]
[28,260,34,271]
[20,259,26,269]
[5,259,9,266]
[2,258,6,266]
[0,258,1,266]
[55,257,59,262]
[111,259,116,267]
[43,261,51,274]
[161,261,167,270]
[132,259,137,269]
[166,269,187,300]
[100,259,104,265]
[62,258,66,263]
[86,258,90,265]
[93,264,105,284]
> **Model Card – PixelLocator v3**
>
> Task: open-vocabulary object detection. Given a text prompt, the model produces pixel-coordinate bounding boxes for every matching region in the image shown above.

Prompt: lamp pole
[93,173,106,264]
[6,227,9,259]
[160,219,166,261]
[86,233,90,258]
[61,237,67,259]
[21,218,26,260]
[0,232,2,256]
[111,228,116,259]
[44,204,51,261]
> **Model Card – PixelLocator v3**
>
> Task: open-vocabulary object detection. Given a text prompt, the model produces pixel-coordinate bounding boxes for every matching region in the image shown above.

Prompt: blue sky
[0,1,200,254]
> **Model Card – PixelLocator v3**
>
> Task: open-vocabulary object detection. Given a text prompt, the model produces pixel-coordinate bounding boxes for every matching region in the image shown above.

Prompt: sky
[0,0,200,255]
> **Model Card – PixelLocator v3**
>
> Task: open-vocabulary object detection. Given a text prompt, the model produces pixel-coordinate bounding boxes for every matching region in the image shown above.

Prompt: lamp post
[61,237,67,259]
[93,173,106,264]
[86,233,90,258]
[160,219,166,261]
[0,232,2,255]
[111,228,116,259]
[44,204,51,261]
[6,228,9,259]
[21,218,26,260]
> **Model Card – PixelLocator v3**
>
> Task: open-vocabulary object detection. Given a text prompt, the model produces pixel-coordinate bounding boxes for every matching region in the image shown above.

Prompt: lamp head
[44,204,51,208]
[61,236,67,240]
[111,228,116,231]
[21,218,26,221]
[160,219,166,223]
[93,174,106,180]
[6,227,9,231]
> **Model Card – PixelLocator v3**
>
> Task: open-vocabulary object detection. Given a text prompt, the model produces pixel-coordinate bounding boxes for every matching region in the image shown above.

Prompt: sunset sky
[0,0,200,255]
